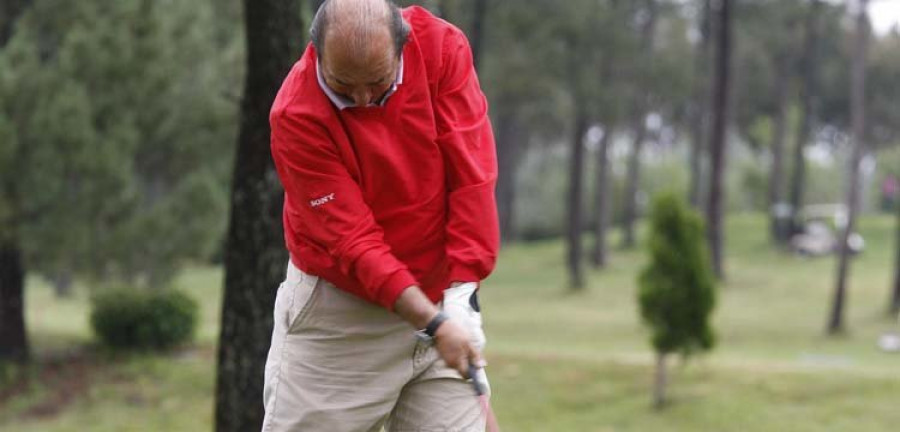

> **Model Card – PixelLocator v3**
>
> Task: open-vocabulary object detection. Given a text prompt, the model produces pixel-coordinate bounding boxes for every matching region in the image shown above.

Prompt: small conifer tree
[638,192,717,409]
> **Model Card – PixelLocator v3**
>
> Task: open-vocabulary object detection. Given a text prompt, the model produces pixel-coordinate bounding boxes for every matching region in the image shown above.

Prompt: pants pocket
[264,282,286,408]
[285,264,320,334]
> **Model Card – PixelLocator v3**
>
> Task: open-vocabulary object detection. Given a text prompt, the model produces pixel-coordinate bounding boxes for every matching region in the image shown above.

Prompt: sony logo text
[310,193,336,208]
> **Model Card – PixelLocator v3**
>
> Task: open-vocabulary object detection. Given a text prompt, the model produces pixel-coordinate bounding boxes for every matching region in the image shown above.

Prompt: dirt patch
[0,369,31,405]
[1,345,212,423]
[0,349,98,420]
[2,345,217,423]
[26,356,95,418]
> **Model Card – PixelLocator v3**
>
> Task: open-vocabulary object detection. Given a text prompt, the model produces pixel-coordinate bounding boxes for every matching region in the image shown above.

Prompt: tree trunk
[0,241,29,363]
[622,118,647,249]
[431,0,448,21]
[653,352,667,410]
[496,111,520,244]
[689,0,712,209]
[591,126,614,268]
[0,0,30,46]
[0,0,31,363]
[567,111,589,290]
[891,197,900,317]
[789,0,822,236]
[769,54,791,244]
[214,0,301,430]
[828,0,869,335]
[590,0,624,266]
[469,0,488,71]
[706,0,732,279]
[53,270,73,298]
[621,0,657,250]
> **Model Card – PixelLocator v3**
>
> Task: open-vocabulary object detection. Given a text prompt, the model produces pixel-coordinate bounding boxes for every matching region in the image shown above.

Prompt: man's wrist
[393,285,440,329]
[415,310,449,344]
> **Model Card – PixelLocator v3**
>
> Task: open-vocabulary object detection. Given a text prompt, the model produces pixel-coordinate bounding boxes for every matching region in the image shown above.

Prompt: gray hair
[310,0,411,61]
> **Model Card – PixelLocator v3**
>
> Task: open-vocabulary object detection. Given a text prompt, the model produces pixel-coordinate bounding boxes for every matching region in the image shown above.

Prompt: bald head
[311,0,410,107]
[311,0,409,64]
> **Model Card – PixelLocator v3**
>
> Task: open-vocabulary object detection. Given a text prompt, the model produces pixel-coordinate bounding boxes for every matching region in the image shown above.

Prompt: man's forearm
[393,285,440,329]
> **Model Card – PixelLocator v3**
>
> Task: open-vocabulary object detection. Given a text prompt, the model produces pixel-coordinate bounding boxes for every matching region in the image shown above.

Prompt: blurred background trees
[1,0,899,407]
[0,0,237,362]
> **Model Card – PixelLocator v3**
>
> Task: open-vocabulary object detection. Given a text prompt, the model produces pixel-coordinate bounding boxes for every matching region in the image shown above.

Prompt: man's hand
[394,285,482,378]
[433,318,483,378]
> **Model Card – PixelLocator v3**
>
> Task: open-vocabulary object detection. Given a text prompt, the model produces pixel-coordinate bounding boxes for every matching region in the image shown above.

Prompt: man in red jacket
[262,0,499,430]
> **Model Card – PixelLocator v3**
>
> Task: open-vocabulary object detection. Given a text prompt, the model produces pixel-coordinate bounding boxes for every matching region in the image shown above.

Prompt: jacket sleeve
[271,111,417,309]
[433,29,500,284]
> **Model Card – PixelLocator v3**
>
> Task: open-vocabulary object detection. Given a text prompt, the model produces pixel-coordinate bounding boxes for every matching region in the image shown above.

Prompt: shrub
[90,286,198,350]
[638,191,717,408]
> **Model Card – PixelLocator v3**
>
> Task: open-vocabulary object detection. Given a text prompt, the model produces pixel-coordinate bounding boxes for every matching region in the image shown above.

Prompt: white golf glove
[442,282,486,352]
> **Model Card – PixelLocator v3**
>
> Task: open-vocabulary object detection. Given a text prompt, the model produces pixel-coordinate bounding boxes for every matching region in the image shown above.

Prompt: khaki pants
[262,262,488,432]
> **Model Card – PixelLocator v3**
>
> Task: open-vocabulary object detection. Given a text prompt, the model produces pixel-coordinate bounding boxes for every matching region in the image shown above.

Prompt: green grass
[3,214,900,431]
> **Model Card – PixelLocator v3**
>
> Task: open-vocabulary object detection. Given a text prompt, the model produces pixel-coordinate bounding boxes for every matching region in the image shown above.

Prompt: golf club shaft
[469,363,500,432]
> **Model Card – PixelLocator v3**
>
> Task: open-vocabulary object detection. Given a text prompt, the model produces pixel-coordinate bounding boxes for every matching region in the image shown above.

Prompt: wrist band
[424,310,449,338]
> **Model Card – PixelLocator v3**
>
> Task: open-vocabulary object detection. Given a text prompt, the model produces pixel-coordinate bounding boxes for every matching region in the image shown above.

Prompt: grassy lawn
[2,214,900,431]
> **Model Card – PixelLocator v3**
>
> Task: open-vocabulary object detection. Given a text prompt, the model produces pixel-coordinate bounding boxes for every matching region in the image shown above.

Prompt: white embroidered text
[310,193,336,207]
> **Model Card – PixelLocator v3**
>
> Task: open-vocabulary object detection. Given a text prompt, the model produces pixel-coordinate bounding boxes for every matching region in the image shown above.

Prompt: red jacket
[270,6,499,310]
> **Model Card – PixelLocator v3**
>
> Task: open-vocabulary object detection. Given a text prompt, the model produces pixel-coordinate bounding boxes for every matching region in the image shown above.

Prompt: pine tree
[638,191,716,409]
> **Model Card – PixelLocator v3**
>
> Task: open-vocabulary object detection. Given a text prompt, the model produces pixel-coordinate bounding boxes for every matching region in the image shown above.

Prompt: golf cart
[789,204,865,257]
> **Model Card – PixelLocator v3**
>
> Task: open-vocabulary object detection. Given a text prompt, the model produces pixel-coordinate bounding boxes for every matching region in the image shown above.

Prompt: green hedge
[90,286,198,350]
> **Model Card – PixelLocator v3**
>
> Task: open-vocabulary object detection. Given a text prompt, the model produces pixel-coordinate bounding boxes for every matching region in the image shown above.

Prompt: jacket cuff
[377,270,419,311]
[449,265,482,285]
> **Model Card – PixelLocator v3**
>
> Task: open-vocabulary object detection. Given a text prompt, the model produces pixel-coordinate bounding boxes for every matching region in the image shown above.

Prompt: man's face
[321,31,400,108]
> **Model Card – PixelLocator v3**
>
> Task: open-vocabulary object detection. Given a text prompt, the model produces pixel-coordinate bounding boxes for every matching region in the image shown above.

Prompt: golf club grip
[468,363,486,396]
